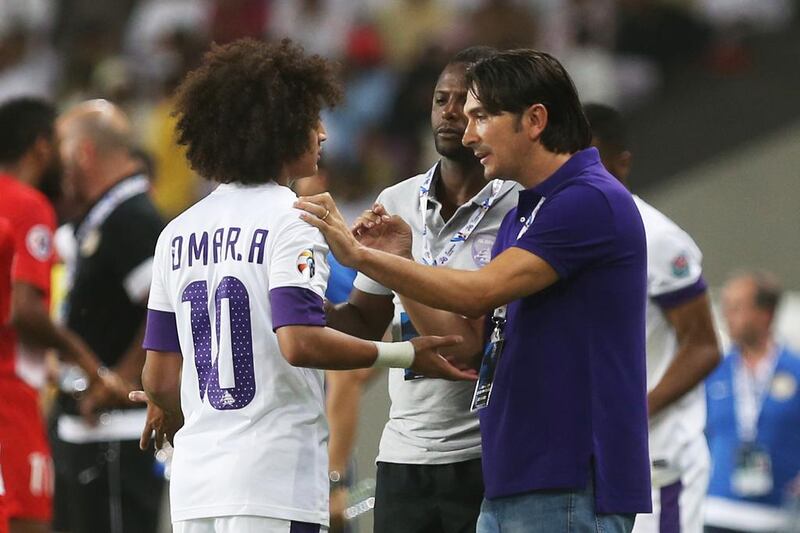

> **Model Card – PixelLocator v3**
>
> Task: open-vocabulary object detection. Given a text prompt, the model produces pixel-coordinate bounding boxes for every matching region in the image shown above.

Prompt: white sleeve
[146,230,173,313]
[267,215,330,298]
[647,224,707,308]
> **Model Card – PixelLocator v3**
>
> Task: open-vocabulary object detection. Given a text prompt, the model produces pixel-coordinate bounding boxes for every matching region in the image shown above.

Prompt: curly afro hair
[173,38,342,184]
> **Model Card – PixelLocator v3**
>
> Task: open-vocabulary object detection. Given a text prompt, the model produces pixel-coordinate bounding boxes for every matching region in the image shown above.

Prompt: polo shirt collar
[427,160,514,209]
[518,148,600,206]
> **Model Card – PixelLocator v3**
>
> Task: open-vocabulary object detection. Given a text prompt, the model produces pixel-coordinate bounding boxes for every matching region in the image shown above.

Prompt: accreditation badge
[732,442,773,497]
[470,313,506,412]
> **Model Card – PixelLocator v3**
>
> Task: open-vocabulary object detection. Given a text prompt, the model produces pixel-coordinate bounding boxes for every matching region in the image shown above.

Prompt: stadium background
[2,0,798,531]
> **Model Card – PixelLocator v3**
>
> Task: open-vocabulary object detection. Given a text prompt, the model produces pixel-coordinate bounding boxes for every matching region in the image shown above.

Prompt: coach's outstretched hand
[410,335,478,381]
[295,192,363,267]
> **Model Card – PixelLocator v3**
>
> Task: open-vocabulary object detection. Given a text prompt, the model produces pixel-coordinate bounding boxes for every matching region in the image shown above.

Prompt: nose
[318,122,327,144]
[462,117,478,148]
[442,98,459,121]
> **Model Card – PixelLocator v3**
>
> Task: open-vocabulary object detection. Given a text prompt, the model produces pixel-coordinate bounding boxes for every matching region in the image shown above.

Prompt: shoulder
[779,347,800,372]
[6,180,55,224]
[634,197,699,253]
[375,170,430,207]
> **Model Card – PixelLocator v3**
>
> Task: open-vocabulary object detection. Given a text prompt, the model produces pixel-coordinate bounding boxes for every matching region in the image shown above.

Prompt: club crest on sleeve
[297,249,315,280]
[26,224,52,261]
[671,254,690,278]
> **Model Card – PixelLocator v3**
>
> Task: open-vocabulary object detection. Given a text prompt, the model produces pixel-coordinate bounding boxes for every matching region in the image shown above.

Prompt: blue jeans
[477,478,636,533]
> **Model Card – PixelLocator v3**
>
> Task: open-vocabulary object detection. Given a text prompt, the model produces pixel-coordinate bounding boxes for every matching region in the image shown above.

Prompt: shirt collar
[517,147,601,205]
[427,160,514,209]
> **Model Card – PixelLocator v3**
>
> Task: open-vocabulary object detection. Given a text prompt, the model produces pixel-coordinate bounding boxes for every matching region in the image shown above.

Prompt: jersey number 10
[181,276,256,410]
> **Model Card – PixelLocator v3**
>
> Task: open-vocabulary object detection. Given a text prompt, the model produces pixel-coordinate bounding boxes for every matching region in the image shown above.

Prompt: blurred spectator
[375,0,457,69]
[467,0,538,50]
[268,0,357,59]
[211,0,269,45]
[322,23,397,164]
[50,100,164,533]
[0,0,58,103]
[704,272,800,532]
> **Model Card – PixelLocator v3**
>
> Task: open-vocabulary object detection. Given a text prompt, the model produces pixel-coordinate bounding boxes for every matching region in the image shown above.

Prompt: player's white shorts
[173,516,328,533]
[633,436,710,533]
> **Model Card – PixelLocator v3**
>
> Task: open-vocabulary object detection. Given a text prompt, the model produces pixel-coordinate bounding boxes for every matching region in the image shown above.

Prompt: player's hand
[295,193,363,268]
[409,335,478,381]
[329,486,348,533]
[129,390,183,450]
[353,204,413,259]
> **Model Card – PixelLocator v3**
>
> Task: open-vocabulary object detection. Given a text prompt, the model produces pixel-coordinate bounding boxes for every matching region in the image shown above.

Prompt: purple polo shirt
[481,147,651,514]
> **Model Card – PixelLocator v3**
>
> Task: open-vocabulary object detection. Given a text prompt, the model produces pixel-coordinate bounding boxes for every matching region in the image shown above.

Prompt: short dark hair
[466,50,591,154]
[173,38,342,184]
[583,102,628,153]
[0,98,56,165]
[449,46,497,67]
[751,271,782,315]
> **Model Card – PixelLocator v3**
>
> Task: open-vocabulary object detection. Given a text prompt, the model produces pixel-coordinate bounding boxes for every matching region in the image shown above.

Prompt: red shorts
[0,377,53,522]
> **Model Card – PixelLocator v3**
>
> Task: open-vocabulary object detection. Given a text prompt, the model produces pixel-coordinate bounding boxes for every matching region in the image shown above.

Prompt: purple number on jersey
[181,276,257,410]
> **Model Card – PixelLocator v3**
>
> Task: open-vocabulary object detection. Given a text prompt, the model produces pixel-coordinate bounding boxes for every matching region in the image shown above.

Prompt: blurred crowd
[0,0,796,221]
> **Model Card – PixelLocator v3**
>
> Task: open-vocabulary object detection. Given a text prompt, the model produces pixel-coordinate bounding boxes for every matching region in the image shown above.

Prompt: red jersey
[0,175,56,381]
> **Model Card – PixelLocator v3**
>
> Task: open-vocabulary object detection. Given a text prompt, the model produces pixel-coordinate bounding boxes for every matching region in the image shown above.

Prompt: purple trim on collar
[270,286,326,331]
[289,521,321,533]
[143,309,181,353]
[530,147,601,197]
[652,276,708,310]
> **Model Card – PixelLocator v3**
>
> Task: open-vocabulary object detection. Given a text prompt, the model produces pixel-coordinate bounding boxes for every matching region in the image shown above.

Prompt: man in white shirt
[584,103,721,533]
[137,38,474,533]
[323,46,520,533]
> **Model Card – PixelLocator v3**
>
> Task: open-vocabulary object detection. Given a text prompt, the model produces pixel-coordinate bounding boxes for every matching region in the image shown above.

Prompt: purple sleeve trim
[652,276,708,310]
[142,309,182,353]
[270,286,326,331]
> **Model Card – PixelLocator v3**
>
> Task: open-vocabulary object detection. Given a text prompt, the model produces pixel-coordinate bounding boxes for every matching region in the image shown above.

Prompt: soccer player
[324,46,520,533]
[139,39,473,533]
[297,49,652,532]
[0,98,113,533]
[584,103,721,533]
[0,217,14,533]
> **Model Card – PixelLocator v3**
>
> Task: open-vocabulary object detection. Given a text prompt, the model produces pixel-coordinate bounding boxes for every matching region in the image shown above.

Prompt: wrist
[329,470,348,491]
[372,341,415,368]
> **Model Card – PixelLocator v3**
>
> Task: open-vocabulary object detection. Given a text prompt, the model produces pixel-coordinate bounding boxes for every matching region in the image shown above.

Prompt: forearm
[648,341,719,416]
[142,351,182,415]
[325,300,388,340]
[278,326,383,369]
[354,248,489,318]
[649,295,721,417]
[398,295,484,366]
[326,369,373,473]
[13,307,101,376]
[112,321,147,387]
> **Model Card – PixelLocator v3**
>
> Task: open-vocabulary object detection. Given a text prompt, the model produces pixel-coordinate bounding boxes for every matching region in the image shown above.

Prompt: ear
[616,150,633,181]
[522,103,548,142]
[75,138,95,169]
[31,135,54,163]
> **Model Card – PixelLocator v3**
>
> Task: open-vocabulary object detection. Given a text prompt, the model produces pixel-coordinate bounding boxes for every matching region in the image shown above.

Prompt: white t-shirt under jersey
[354,163,520,465]
[144,181,331,525]
[635,196,710,486]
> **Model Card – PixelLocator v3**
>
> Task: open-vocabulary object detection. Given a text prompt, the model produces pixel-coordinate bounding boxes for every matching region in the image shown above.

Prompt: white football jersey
[144,181,330,525]
[635,196,709,483]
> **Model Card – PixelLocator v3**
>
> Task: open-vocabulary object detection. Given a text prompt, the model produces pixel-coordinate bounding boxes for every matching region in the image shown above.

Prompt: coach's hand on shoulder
[353,203,413,259]
[409,335,478,381]
[295,193,363,268]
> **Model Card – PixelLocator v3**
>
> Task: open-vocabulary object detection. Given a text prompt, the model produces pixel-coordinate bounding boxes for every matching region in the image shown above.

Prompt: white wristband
[372,341,415,368]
